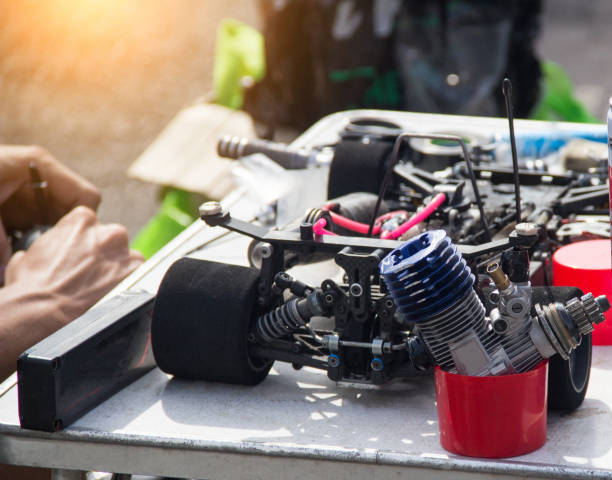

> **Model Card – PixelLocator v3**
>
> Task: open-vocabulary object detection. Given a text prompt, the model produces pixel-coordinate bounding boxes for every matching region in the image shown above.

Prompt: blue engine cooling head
[379,230,474,323]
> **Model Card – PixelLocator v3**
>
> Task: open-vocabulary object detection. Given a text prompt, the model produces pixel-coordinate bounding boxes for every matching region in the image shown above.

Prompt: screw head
[511,303,524,314]
[493,318,509,334]
[199,201,223,217]
[258,243,274,259]
[370,358,384,372]
[349,283,363,297]
[328,355,340,368]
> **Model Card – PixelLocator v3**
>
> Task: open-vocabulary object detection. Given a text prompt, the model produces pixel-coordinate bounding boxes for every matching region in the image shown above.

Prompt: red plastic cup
[435,361,548,458]
[553,239,612,345]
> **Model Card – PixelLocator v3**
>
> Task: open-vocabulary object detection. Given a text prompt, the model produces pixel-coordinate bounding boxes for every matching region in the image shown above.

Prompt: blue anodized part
[328,354,340,368]
[379,230,475,322]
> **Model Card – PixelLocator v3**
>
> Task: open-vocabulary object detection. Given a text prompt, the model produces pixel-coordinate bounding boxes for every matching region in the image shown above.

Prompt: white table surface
[1,347,612,479]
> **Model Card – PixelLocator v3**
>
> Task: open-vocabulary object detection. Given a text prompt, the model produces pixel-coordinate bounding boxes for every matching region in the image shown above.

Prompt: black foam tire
[532,286,591,412]
[151,258,273,385]
[548,332,591,411]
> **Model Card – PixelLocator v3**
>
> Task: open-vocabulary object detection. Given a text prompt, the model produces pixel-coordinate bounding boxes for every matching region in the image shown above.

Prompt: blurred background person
[243,0,595,132]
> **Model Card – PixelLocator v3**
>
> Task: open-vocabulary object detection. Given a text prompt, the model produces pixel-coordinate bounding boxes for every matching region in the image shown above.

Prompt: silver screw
[349,283,363,297]
[258,243,274,259]
[199,201,223,217]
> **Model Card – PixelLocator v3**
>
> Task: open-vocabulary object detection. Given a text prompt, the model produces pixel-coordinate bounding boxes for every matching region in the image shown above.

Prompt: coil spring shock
[256,298,306,343]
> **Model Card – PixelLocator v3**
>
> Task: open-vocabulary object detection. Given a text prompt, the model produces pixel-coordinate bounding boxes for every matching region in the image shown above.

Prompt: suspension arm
[201,207,510,260]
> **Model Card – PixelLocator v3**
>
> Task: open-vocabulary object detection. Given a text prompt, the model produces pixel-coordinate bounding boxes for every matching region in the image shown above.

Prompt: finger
[57,206,98,229]
[126,250,145,274]
[129,249,145,263]
[96,223,130,254]
[30,148,101,218]
[0,146,101,230]
[0,146,45,203]
[4,250,25,284]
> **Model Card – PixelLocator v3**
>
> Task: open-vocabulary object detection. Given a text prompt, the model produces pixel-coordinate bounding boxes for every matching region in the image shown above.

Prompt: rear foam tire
[152,258,272,385]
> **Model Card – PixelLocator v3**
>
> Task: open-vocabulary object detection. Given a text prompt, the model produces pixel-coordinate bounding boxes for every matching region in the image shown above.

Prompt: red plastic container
[435,361,548,458]
[553,239,612,345]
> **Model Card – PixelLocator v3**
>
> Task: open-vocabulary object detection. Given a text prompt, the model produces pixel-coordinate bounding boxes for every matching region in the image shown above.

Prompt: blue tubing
[379,230,474,322]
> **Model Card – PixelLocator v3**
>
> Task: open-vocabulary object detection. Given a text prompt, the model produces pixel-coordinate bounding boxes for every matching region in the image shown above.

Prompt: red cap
[553,239,612,345]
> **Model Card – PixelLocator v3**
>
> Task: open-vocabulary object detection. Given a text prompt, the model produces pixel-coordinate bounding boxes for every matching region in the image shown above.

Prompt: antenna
[502,78,522,225]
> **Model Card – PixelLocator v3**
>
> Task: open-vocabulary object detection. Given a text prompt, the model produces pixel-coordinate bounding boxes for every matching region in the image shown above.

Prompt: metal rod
[368,133,491,241]
[502,78,522,224]
[249,346,328,370]
[338,340,405,351]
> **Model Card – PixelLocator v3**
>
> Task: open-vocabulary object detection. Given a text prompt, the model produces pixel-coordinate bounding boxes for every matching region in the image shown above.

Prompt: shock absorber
[379,230,610,376]
[255,277,331,343]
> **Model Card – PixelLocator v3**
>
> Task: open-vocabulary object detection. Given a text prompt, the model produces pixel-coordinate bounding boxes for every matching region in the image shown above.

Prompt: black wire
[367,133,491,241]
[367,134,405,237]
[502,78,522,225]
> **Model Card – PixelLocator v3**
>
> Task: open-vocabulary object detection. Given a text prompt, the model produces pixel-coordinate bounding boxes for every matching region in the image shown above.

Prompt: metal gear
[565,293,608,337]
[581,293,607,326]
[565,296,593,336]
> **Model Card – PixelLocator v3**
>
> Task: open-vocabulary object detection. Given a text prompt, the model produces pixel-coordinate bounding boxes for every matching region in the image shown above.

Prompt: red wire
[313,218,337,236]
[327,210,381,236]
[381,193,447,240]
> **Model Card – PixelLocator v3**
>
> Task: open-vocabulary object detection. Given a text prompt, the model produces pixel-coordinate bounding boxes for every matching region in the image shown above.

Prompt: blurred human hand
[4,206,143,328]
[0,145,101,229]
[0,145,101,265]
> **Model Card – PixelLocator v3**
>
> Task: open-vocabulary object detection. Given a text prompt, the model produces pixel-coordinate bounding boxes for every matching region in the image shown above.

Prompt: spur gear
[565,293,609,336]
[565,297,592,336]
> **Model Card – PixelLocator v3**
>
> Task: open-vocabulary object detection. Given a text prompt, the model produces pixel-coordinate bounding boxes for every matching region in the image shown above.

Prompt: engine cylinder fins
[415,288,490,371]
[380,230,541,376]
[500,322,543,373]
[379,230,475,322]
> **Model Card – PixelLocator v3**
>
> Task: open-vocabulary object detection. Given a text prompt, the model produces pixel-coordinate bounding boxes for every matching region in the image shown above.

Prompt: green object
[131,20,265,259]
[529,61,599,123]
[131,189,201,259]
[213,19,266,110]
